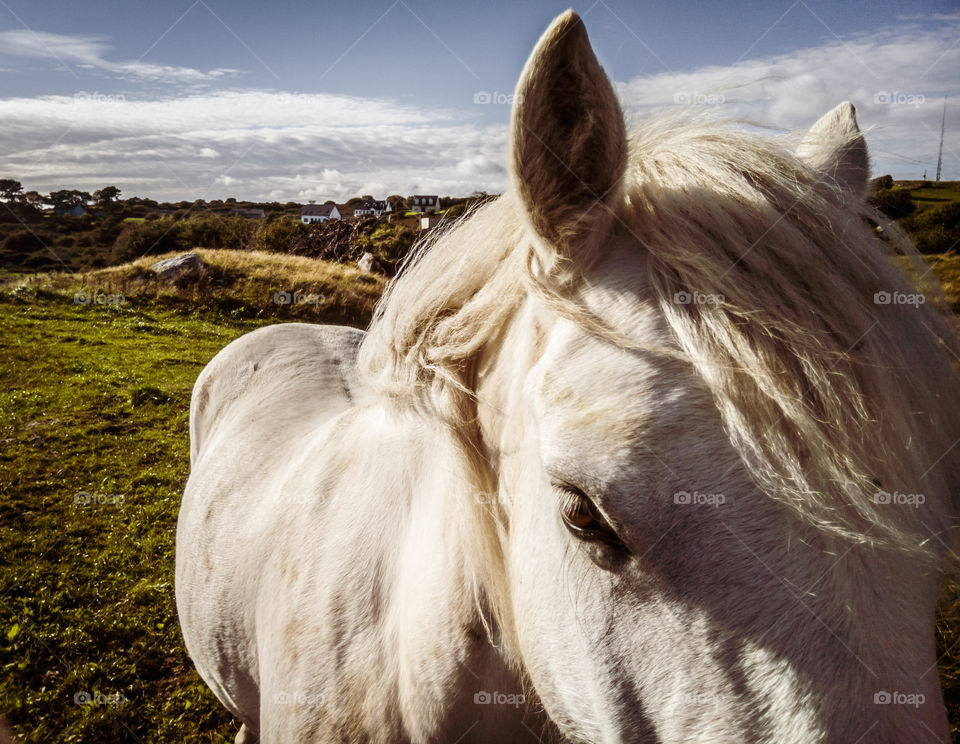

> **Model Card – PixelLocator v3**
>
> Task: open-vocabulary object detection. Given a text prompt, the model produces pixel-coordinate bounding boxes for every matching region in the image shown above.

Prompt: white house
[409,195,440,213]
[300,202,341,224]
[353,199,389,218]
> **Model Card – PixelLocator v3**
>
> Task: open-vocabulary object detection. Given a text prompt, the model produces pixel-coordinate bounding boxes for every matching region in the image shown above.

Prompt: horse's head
[475,11,958,744]
[362,11,960,742]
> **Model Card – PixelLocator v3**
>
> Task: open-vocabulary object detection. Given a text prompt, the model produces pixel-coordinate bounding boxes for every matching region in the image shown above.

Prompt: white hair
[358,115,960,641]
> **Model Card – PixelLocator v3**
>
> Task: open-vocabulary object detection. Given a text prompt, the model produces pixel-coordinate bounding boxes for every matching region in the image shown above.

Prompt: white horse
[176,11,960,743]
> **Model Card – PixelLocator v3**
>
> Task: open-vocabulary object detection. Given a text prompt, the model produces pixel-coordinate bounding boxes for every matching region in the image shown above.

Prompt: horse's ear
[510,10,627,255]
[796,102,869,198]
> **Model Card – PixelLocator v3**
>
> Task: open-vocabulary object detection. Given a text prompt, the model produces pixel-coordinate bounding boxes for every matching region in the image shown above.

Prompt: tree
[93,186,121,208]
[0,179,23,203]
[22,191,43,209]
[870,174,894,193]
[14,191,44,223]
[48,189,91,212]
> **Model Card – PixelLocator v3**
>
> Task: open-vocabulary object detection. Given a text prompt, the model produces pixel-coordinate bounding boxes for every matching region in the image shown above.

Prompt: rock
[357,252,375,272]
[150,252,204,281]
[357,251,389,275]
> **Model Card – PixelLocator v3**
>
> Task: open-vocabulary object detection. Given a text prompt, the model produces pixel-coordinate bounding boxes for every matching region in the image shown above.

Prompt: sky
[0,0,956,203]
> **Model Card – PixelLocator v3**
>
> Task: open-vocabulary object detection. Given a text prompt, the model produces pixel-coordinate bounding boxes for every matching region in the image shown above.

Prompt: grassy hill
[3,249,960,742]
[894,181,960,210]
[870,180,960,255]
[4,248,385,325]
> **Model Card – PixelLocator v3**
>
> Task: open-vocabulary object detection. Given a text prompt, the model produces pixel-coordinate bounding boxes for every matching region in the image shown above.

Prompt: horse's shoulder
[190,323,366,462]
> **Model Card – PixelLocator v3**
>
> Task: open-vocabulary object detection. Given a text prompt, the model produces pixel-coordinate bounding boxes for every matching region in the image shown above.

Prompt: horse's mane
[359,114,960,573]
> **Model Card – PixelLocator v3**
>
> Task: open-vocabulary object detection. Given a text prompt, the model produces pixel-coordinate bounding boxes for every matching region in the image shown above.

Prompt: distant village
[0,181,497,273]
[295,194,443,230]
[0,180,480,235]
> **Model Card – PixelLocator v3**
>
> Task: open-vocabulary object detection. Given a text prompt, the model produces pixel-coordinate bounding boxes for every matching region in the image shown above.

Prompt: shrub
[256,217,305,253]
[870,174,894,192]
[870,188,916,220]
[444,203,467,220]
[178,216,255,251]
[110,219,184,264]
[1,230,45,258]
[108,216,257,265]
[355,223,418,274]
[903,203,960,254]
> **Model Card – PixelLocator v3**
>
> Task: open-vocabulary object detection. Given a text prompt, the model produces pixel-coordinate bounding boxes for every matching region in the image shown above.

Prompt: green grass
[0,290,256,742]
[2,253,960,741]
[899,181,960,212]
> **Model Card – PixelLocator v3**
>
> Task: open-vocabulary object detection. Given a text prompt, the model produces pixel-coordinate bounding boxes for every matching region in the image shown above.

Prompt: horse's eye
[556,485,625,550]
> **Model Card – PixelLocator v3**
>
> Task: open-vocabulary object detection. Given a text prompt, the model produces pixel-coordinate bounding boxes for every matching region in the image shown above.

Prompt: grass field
[897,180,960,211]
[2,250,960,742]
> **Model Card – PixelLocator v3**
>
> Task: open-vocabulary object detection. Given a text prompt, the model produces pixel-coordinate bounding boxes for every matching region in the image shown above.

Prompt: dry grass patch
[2,248,386,326]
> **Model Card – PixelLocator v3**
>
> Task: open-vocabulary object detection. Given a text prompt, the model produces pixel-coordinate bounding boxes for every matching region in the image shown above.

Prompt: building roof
[301,203,339,217]
[355,199,387,211]
[411,194,439,203]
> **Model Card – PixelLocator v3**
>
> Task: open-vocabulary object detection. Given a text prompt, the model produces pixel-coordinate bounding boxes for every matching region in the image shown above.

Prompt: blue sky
[0,0,957,201]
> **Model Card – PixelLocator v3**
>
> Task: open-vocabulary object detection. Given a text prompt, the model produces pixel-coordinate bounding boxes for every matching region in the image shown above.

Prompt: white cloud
[0,30,236,83]
[0,90,507,201]
[0,17,955,201]
[616,15,960,178]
